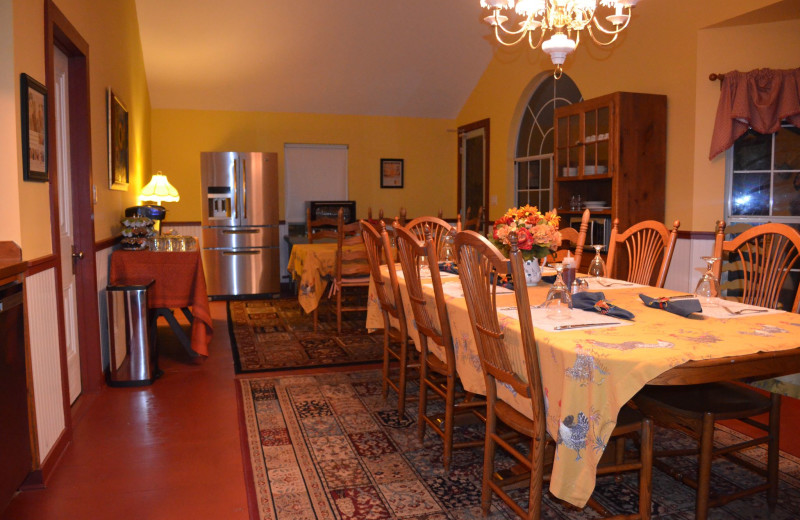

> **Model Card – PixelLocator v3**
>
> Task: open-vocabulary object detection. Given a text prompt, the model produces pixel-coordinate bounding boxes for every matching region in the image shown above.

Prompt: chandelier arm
[591,7,632,35]
[587,25,619,46]
[494,24,535,46]
[491,10,529,37]
[528,27,547,50]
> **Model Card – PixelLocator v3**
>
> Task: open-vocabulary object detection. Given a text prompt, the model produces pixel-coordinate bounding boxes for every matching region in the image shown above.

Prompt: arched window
[515,75,582,211]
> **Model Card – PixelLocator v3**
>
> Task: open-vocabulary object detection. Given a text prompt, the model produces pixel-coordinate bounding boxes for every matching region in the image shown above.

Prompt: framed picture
[20,74,48,182]
[380,158,404,189]
[107,88,129,190]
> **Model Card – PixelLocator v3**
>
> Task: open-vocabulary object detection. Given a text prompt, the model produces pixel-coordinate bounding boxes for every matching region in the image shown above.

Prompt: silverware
[720,304,768,315]
[554,322,619,330]
[656,294,695,300]
[596,280,634,287]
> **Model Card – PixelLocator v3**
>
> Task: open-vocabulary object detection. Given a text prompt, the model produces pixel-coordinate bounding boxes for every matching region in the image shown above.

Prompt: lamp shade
[139,172,180,204]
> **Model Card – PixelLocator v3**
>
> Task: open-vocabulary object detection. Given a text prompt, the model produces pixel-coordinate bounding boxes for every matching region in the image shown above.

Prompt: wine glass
[588,244,606,279]
[439,229,456,266]
[544,263,572,320]
[694,256,720,306]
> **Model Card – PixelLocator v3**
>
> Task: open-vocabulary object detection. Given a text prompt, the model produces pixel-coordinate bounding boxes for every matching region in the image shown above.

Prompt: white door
[54,47,81,403]
[460,127,487,223]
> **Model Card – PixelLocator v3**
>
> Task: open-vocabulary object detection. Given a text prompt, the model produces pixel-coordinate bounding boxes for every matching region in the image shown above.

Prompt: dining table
[287,241,367,314]
[109,249,213,357]
[366,266,800,508]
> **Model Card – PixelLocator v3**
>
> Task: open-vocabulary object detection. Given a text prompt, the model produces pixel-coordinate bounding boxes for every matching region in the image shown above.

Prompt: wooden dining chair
[313,208,371,333]
[463,206,484,232]
[605,218,680,288]
[394,224,484,471]
[360,220,415,413]
[555,208,590,267]
[455,229,653,520]
[635,220,800,520]
[306,207,337,244]
[404,216,456,262]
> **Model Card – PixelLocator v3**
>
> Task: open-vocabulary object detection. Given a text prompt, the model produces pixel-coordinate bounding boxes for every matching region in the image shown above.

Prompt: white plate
[583,201,606,205]
[584,205,611,210]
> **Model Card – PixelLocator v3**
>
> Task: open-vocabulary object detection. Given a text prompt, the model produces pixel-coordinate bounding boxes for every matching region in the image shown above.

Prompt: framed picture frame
[20,74,48,182]
[107,88,129,191]
[380,158,404,189]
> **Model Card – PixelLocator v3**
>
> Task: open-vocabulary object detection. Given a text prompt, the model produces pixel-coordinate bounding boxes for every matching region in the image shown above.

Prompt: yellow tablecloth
[287,242,366,314]
[366,266,800,507]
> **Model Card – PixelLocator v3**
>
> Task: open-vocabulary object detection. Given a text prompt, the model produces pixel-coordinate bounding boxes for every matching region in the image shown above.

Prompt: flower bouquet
[490,205,562,261]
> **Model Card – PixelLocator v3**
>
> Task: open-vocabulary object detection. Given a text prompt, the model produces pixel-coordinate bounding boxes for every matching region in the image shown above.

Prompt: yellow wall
[1,0,21,247]
[457,0,790,230]
[9,0,150,259]
[151,109,456,222]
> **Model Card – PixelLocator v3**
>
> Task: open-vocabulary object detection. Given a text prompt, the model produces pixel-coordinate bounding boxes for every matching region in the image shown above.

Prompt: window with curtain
[515,75,582,211]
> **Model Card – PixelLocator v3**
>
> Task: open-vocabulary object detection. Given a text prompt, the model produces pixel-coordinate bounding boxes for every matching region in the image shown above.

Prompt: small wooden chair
[455,229,653,520]
[463,206,484,232]
[606,218,680,288]
[394,224,484,471]
[555,208,590,267]
[360,220,415,413]
[313,208,371,333]
[307,207,337,244]
[633,220,800,520]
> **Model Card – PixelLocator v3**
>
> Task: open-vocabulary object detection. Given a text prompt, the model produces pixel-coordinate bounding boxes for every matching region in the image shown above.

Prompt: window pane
[733,130,771,170]
[773,172,800,216]
[597,106,609,136]
[539,190,550,212]
[731,172,770,215]
[528,162,541,189]
[541,160,551,189]
[518,191,529,206]
[776,126,800,170]
[585,110,596,140]
[517,163,528,190]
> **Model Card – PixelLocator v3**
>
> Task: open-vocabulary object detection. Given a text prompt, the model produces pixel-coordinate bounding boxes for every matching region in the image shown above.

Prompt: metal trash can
[105,280,161,386]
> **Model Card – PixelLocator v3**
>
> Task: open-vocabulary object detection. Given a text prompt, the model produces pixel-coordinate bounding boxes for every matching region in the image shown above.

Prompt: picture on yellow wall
[380,158,404,189]
[20,73,48,182]
[107,88,129,191]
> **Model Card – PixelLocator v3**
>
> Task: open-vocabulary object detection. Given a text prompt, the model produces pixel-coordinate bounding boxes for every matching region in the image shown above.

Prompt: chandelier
[480,0,640,77]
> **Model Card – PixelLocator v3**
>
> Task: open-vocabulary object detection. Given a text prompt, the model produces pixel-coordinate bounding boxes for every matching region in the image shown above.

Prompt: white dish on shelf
[584,206,611,211]
[584,165,608,175]
[562,167,578,177]
[583,201,606,205]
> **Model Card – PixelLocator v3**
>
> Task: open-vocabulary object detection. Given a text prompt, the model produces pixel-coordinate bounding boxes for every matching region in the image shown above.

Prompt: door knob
[72,251,84,260]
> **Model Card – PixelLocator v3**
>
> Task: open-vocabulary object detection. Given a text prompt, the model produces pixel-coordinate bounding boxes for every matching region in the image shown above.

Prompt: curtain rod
[709,73,725,82]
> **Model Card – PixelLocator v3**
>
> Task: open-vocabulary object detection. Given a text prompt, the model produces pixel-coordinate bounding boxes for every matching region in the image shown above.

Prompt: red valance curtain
[709,67,800,160]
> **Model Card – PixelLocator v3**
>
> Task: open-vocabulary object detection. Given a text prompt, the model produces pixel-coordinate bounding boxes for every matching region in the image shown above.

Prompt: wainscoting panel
[664,236,716,293]
[162,224,201,245]
[26,268,66,460]
[95,246,113,371]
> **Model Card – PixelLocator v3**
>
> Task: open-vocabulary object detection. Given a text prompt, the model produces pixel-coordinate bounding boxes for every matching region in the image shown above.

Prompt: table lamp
[139,171,180,234]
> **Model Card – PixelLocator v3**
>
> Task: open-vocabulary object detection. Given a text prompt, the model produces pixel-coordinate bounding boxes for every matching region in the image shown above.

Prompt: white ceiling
[134,0,495,119]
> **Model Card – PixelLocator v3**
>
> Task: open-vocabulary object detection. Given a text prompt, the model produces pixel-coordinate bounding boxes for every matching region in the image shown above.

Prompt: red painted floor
[3,300,800,519]
[2,301,249,520]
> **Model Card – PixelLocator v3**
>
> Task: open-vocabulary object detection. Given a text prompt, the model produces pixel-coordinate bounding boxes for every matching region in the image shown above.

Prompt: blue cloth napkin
[639,294,702,317]
[571,292,635,320]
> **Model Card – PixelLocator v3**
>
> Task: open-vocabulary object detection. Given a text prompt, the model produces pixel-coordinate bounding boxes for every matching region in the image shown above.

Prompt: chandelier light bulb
[480,0,640,77]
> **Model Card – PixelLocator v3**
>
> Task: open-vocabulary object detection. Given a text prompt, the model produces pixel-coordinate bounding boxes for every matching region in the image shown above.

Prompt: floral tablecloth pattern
[288,242,366,314]
[366,266,800,507]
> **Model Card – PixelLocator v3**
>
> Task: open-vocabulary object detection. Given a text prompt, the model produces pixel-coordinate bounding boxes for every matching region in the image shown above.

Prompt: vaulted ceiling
[134,0,495,119]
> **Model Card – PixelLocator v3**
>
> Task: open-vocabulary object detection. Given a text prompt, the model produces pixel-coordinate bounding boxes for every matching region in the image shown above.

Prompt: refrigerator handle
[232,159,238,220]
[222,250,259,256]
[242,159,247,220]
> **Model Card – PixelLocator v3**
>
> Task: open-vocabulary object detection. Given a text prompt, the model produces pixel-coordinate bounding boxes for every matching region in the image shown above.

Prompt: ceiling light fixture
[480,0,640,78]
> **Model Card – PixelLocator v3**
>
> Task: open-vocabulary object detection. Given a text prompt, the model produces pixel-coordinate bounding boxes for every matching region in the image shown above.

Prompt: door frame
[457,119,490,225]
[45,1,102,398]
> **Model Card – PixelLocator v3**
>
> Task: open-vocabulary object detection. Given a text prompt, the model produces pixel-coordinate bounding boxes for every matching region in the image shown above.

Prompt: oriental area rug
[237,369,800,520]
[228,297,389,374]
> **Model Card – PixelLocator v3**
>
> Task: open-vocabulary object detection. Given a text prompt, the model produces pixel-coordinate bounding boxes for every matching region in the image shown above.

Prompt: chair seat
[339,275,371,285]
[635,381,772,422]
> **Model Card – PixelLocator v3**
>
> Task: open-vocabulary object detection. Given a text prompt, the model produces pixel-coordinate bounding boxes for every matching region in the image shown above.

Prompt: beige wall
[8,0,150,260]
[151,109,456,223]
[456,0,790,230]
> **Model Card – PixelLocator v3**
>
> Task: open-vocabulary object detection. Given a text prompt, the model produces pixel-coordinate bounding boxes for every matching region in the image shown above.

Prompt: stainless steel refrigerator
[201,151,279,297]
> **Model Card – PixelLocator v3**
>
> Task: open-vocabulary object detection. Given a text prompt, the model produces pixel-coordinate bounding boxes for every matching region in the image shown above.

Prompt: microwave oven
[569,216,611,251]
